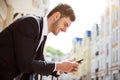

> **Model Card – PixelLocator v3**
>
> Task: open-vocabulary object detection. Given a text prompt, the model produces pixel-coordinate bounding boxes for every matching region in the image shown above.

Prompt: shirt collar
[43,17,48,36]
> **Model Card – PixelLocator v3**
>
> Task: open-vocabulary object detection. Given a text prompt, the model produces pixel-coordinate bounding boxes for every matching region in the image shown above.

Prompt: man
[0,3,79,80]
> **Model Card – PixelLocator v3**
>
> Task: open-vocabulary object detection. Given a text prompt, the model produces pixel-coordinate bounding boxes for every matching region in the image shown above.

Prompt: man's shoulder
[19,16,39,20]
[16,15,42,21]
[12,16,42,26]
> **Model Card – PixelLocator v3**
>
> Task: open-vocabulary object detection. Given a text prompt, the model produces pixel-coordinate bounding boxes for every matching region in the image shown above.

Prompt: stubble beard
[51,19,61,36]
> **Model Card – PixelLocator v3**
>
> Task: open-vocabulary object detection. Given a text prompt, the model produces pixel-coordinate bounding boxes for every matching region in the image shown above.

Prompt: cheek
[56,27,61,33]
[53,20,63,31]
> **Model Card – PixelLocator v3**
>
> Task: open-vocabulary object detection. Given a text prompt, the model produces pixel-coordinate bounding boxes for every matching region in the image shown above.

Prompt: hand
[56,59,79,73]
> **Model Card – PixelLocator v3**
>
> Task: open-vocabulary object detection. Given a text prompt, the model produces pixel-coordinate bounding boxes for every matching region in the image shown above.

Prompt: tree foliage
[46,46,64,57]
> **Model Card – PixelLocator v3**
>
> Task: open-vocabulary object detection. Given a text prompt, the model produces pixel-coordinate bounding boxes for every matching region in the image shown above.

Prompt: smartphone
[76,59,84,63]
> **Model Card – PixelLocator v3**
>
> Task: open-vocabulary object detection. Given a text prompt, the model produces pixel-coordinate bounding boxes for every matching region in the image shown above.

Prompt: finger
[67,67,78,73]
[70,69,78,73]
[72,62,79,67]
[71,66,78,72]
[68,58,75,62]
[72,67,78,71]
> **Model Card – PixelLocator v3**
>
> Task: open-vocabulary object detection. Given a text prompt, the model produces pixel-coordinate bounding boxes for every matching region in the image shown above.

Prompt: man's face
[51,17,72,35]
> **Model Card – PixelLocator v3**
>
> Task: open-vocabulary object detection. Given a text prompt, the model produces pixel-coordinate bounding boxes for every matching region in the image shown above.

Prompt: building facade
[90,0,120,80]
[71,30,91,80]
[0,0,50,31]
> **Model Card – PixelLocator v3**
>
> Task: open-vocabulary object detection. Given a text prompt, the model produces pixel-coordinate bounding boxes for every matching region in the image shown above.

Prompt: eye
[64,22,68,27]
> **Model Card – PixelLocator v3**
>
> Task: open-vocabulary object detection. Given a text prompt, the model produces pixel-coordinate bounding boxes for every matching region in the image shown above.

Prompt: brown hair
[47,3,76,21]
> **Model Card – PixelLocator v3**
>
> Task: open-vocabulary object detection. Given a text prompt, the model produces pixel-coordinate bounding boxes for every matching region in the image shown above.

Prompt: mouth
[57,29,60,34]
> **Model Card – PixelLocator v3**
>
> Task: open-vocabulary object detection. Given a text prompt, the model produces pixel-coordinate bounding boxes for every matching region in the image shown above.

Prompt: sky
[46,0,106,53]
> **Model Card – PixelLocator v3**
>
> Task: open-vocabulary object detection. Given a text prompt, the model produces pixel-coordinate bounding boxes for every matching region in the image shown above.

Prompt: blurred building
[0,0,50,31]
[71,30,91,80]
[90,24,100,80]
[71,37,83,79]
[90,0,120,80]
[72,37,83,60]
[109,0,120,80]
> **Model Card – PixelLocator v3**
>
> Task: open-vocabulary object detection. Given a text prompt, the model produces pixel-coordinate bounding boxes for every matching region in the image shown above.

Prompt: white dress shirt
[38,17,57,72]
[37,17,48,50]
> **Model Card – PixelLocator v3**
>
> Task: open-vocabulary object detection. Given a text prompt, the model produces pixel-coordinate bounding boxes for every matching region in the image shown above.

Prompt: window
[112,49,115,63]
[116,49,118,62]
[106,43,109,56]
[113,73,118,80]
[96,51,99,56]
[106,63,109,75]
[116,29,118,41]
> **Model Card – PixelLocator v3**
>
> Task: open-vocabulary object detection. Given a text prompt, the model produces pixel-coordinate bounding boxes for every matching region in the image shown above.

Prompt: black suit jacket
[0,16,55,79]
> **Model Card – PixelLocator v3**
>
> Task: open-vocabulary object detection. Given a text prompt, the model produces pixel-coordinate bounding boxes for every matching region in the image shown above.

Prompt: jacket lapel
[33,17,43,59]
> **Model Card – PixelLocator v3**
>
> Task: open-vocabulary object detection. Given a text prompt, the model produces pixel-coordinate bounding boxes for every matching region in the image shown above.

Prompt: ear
[54,12,61,21]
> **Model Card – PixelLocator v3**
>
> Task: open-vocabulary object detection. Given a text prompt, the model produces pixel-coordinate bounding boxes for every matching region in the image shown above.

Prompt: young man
[0,3,79,80]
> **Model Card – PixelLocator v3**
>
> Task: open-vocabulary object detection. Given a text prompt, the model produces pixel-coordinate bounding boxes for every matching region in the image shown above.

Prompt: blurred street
[0,0,120,80]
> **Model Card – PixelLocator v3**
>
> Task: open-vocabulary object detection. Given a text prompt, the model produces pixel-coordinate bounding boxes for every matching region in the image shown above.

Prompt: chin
[54,31,60,35]
[54,33,59,36]
[53,32,58,36]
